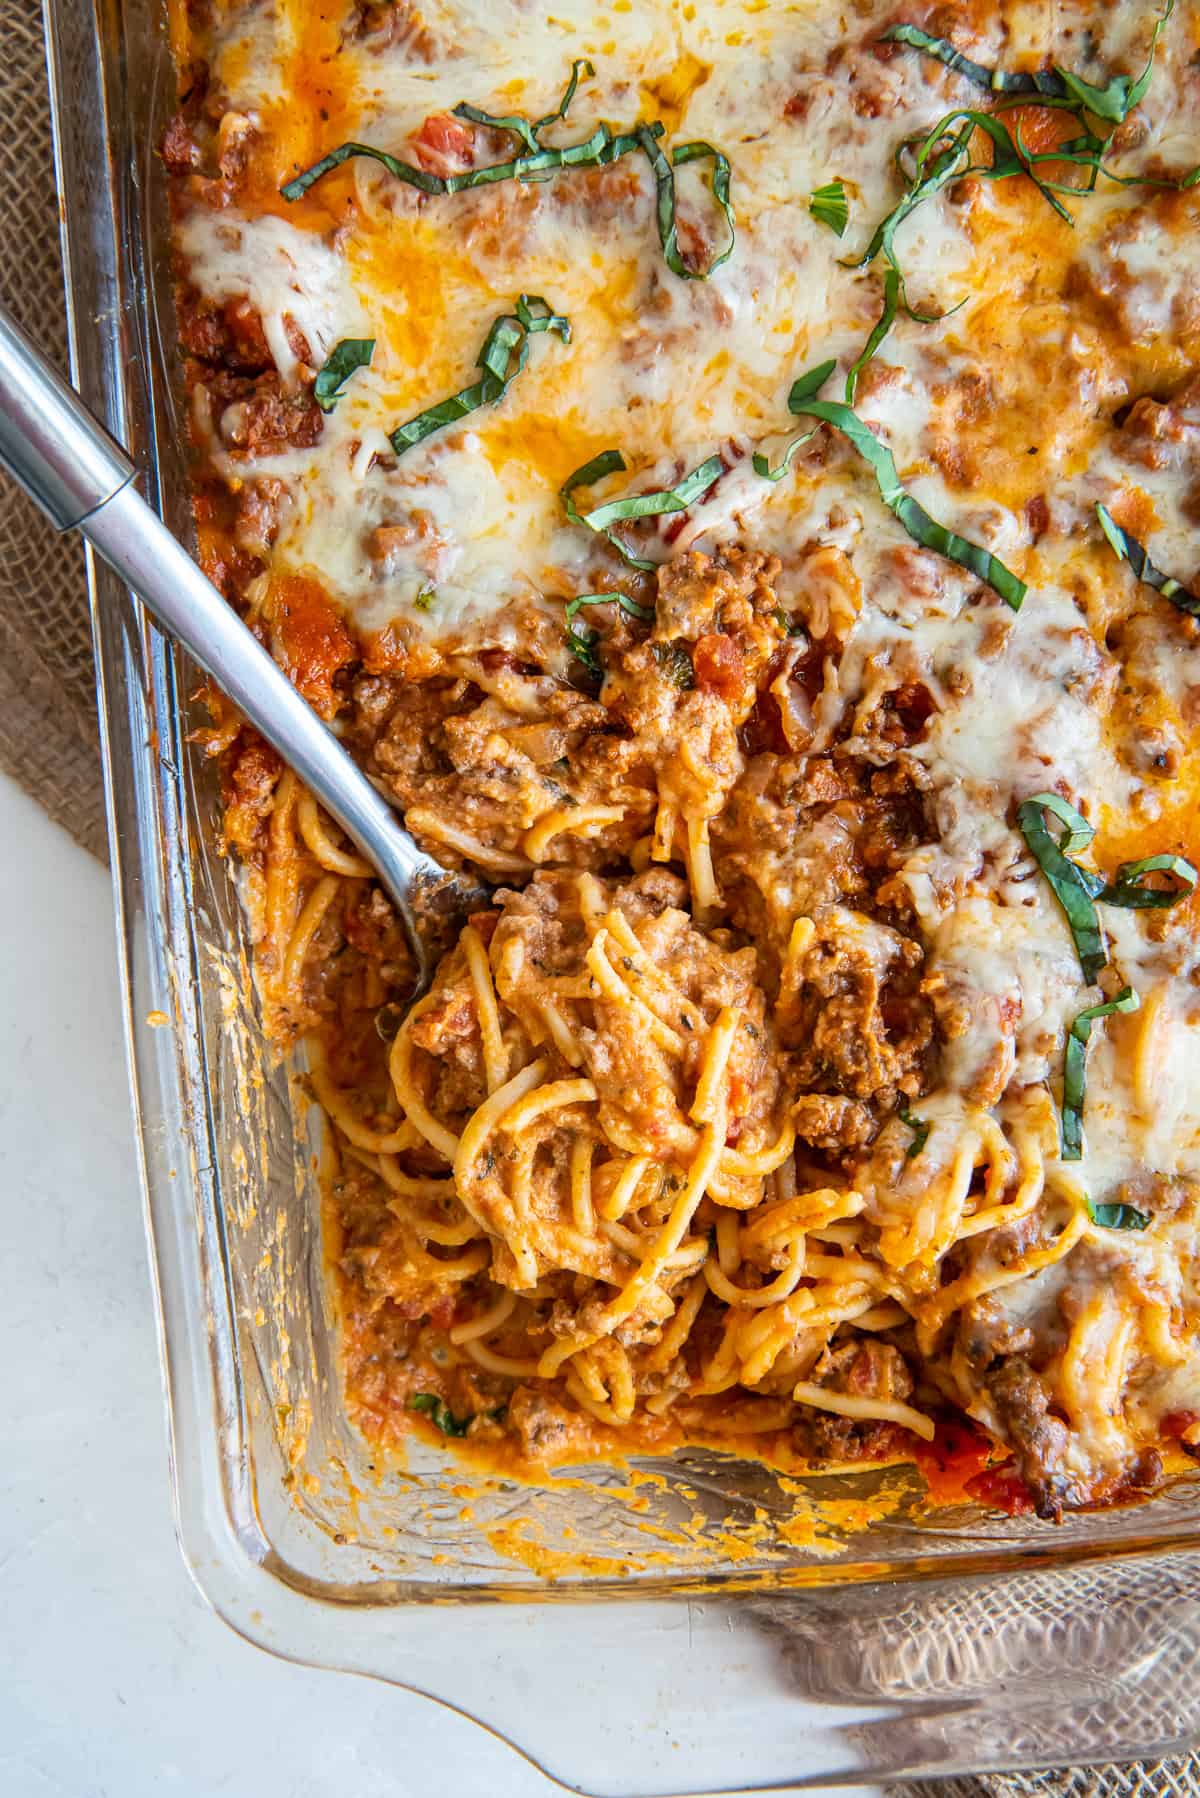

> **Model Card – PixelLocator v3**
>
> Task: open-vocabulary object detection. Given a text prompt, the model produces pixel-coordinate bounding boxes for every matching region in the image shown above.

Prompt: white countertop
[0,773,563,1798]
[0,770,884,1798]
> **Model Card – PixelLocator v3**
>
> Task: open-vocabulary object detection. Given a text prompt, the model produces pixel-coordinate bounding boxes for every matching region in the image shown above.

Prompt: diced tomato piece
[412,112,475,174]
[266,573,355,720]
[693,632,745,703]
[913,1419,993,1505]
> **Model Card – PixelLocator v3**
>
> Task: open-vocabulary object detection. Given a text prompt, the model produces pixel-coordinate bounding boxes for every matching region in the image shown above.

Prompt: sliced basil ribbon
[562,588,654,677]
[561,449,725,570]
[752,359,831,480]
[1099,854,1198,910]
[1017,793,1106,981]
[843,108,1051,392]
[408,1392,472,1436]
[1087,1199,1151,1230]
[564,590,654,623]
[897,1101,931,1158]
[883,4,1174,126]
[313,338,375,413]
[636,128,736,280]
[845,266,900,404]
[453,57,594,152]
[282,120,649,201]
[1018,793,1195,983]
[565,623,603,677]
[809,179,849,237]
[1061,987,1140,1161]
[786,364,1027,610]
[1096,503,1200,619]
[388,295,569,457]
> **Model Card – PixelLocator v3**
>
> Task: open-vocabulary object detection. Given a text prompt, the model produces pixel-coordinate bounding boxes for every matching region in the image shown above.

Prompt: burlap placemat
[0,0,106,861]
[1,7,1197,1791]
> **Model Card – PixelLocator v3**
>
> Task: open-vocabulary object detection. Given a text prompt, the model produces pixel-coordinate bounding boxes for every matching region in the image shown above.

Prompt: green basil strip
[313,338,375,413]
[898,1101,932,1158]
[911,108,1076,223]
[845,266,900,403]
[388,295,569,457]
[1053,0,1174,123]
[562,448,726,570]
[566,621,603,676]
[809,179,849,237]
[883,5,1174,125]
[282,118,655,203]
[752,428,817,482]
[453,57,594,152]
[1061,986,1140,1161]
[635,127,736,280]
[786,366,1027,610]
[1087,1199,1151,1230]
[881,23,1063,98]
[408,1392,472,1436]
[1096,503,1200,619]
[851,119,973,273]
[1023,790,1095,855]
[1099,853,1198,910]
[752,358,832,476]
[565,590,655,623]
[1017,793,1107,982]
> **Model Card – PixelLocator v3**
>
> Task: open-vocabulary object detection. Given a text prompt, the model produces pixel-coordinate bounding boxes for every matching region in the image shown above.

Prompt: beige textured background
[0,4,1196,1789]
[0,1,107,860]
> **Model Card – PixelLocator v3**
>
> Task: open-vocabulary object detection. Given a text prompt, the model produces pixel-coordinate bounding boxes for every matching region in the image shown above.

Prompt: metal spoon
[0,300,486,996]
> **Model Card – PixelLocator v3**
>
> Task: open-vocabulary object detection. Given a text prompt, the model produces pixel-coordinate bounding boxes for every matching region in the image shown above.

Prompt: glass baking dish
[44,0,1200,1788]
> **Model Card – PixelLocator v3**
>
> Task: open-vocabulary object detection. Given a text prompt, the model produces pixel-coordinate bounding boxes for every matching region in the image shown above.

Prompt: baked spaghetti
[163,0,1200,1517]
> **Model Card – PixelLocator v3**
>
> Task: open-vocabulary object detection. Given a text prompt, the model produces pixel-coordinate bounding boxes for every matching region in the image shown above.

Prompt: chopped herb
[1061,987,1140,1160]
[883,4,1174,127]
[561,448,725,570]
[564,590,655,624]
[845,266,901,404]
[898,1101,931,1158]
[1099,853,1197,910]
[636,128,736,280]
[1095,503,1200,619]
[408,1391,472,1437]
[1087,1198,1151,1230]
[282,115,650,204]
[566,622,603,678]
[751,358,836,480]
[313,338,375,413]
[786,363,1027,610]
[1018,793,1194,979]
[1017,793,1106,982]
[651,640,695,689]
[389,294,569,458]
[562,590,652,678]
[772,605,806,637]
[453,57,594,153]
[809,178,849,237]
[412,586,436,612]
[752,427,818,483]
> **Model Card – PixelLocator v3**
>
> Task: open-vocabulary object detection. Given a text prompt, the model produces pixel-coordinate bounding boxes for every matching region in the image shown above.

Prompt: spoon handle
[0,299,466,992]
